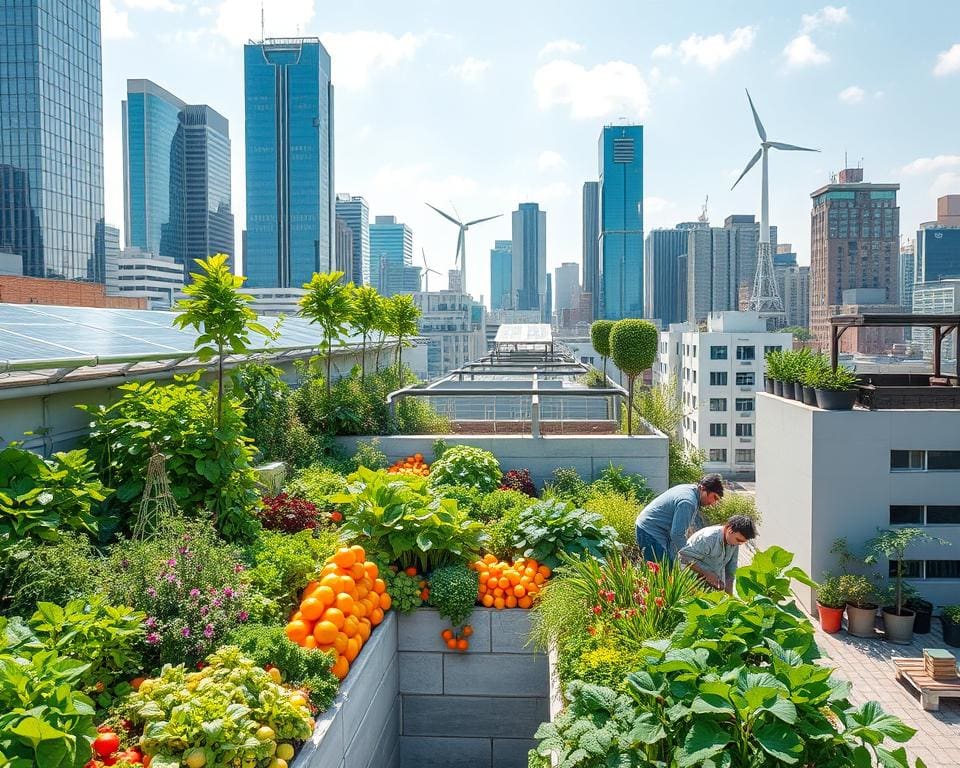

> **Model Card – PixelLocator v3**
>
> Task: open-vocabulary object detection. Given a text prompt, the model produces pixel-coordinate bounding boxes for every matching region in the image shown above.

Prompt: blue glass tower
[644,224,701,326]
[369,215,412,294]
[335,194,369,286]
[0,0,105,282]
[917,224,960,284]
[489,239,512,309]
[512,203,546,312]
[598,124,643,319]
[244,38,334,288]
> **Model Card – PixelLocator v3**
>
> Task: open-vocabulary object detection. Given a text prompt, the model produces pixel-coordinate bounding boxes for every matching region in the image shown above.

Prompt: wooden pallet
[892,657,960,711]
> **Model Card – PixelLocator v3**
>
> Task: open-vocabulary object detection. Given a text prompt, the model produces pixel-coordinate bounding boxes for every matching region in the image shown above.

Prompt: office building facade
[581,181,600,320]
[553,262,580,314]
[900,240,916,313]
[106,247,185,310]
[490,239,512,310]
[511,203,546,314]
[0,0,105,282]
[335,194,369,286]
[645,223,702,326]
[334,216,354,279]
[598,124,643,319]
[369,215,413,294]
[414,291,486,379]
[912,279,960,360]
[244,38,334,288]
[916,223,960,285]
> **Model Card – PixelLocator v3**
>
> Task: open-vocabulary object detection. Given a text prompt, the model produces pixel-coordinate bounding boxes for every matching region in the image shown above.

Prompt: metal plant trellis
[132,446,179,540]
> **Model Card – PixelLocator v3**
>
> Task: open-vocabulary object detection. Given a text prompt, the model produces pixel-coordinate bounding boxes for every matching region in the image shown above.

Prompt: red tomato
[92,732,120,757]
[96,725,114,734]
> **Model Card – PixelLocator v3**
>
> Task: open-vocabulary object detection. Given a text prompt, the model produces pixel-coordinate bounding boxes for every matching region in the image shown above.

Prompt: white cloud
[644,197,678,227]
[801,5,850,33]
[901,155,960,175]
[102,0,134,39]
[651,43,674,59]
[213,0,315,45]
[783,35,830,68]
[933,44,960,76]
[123,0,184,10]
[449,56,491,82]
[837,85,865,104]
[533,59,649,120]
[537,150,565,172]
[676,26,756,70]
[538,39,582,59]
[321,31,426,89]
[931,171,960,197]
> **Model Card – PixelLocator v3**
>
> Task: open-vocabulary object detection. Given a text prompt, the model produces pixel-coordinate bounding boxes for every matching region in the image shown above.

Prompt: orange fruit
[343,615,359,638]
[481,594,494,607]
[497,577,509,590]
[534,574,545,585]
[519,596,533,609]
[462,625,473,637]
[357,618,372,641]
[303,580,320,596]
[379,594,392,611]
[370,607,384,625]
[404,566,418,577]
[508,571,521,586]
[364,562,379,580]
[356,583,369,600]
[290,610,303,622]
[345,637,360,662]
[300,597,325,621]
[331,656,349,680]
[494,597,505,610]
[335,593,355,615]
[313,585,336,606]
[456,638,469,651]
[524,568,536,579]
[538,565,552,577]
[303,634,317,649]
[349,544,366,562]
[285,620,311,645]
[320,563,339,576]
[494,588,504,598]
[441,629,453,641]
[313,620,338,645]
[367,592,380,610]
[513,584,526,598]
[355,600,369,618]
[487,577,499,590]
[350,562,366,580]
[334,632,349,654]
[445,637,458,649]
[483,553,496,564]
[322,607,345,630]
[338,575,355,594]
[332,548,356,569]
[505,595,518,608]
[525,582,539,595]
[373,578,386,594]
[320,574,341,591]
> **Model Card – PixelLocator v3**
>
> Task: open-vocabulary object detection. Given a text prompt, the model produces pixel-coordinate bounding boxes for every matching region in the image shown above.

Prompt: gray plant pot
[764,376,774,394]
[815,388,858,411]
[802,385,818,406]
[782,381,796,400]
[846,604,878,637]
[793,382,804,400]
[881,608,915,645]
[773,380,784,397]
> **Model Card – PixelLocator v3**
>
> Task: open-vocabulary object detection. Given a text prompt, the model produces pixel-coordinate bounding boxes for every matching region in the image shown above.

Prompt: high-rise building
[511,203,546,313]
[414,291,486,379]
[644,223,703,326]
[369,215,413,294]
[381,262,421,297]
[0,0,105,282]
[916,196,960,284]
[938,194,960,225]
[123,80,233,279]
[771,244,809,329]
[244,38,334,288]
[448,269,463,293]
[598,124,643,319]
[334,216,354,280]
[544,273,553,325]
[912,279,960,360]
[490,240,512,310]
[899,239,916,313]
[553,262,580,314]
[335,195,369,286]
[809,167,900,351]
[581,181,600,320]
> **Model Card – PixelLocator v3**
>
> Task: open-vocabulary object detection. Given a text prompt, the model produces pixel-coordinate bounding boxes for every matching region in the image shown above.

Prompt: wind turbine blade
[455,229,464,265]
[731,148,762,191]
[464,213,503,227]
[450,200,462,222]
[745,89,767,142]
[421,247,428,268]
[425,202,462,226]
[768,141,819,153]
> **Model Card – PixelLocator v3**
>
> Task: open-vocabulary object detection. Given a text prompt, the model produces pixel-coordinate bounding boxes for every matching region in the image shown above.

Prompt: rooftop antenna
[260,1,264,42]
[698,194,709,223]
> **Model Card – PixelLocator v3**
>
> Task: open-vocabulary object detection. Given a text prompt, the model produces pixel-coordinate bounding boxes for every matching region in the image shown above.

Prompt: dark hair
[725,515,756,540]
[698,474,724,497]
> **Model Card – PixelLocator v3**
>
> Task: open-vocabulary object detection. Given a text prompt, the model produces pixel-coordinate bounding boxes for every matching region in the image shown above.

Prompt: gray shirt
[678,525,739,587]
[635,483,704,559]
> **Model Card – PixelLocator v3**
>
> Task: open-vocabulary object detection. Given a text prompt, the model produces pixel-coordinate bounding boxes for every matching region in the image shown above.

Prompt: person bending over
[634,474,724,562]
[678,515,756,594]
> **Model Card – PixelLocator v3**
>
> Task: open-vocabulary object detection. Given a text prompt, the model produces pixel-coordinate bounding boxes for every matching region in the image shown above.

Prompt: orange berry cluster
[285,545,392,681]
[471,554,551,610]
[388,453,429,476]
[440,624,474,651]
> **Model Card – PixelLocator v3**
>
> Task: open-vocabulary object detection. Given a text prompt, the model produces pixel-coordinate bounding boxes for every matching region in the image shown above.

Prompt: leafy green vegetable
[428,445,502,494]
[381,568,425,613]
[428,564,479,627]
[513,499,618,569]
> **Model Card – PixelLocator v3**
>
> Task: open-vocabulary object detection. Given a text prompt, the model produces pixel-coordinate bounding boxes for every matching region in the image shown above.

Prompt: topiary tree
[609,319,658,436]
[590,320,614,381]
[299,271,357,396]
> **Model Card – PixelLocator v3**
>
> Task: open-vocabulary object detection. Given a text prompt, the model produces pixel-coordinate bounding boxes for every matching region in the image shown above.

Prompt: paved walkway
[814,616,960,767]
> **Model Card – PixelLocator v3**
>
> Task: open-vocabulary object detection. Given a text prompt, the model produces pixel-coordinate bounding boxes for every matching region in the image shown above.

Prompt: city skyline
[90,1,960,304]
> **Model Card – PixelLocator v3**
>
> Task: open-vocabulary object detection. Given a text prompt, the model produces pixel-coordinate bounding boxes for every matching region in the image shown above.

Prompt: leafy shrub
[513,499,618,569]
[81,375,260,542]
[478,489,532,524]
[486,504,525,562]
[381,568,424,613]
[571,644,639,694]
[432,484,483,516]
[590,464,653,503]
[333,467,484,570]
[629,380,705,485]
[226,623,339,711]
[432,438,448,460]
[258,492,320,532]
[286,465,347,505]
[702,490,762,527]
[428,564,479,627]
[428,445,501,494]
[499,469,537,497]
[544,467,589,506]
[609,319,658,435]
[943,605,960,623]
[584,491,642,549]
[351,438,389,471]
[580,368,607,388]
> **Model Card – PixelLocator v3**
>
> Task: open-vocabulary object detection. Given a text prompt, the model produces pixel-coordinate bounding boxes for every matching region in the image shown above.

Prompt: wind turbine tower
[425,203,502,296]
[731,89,818,327]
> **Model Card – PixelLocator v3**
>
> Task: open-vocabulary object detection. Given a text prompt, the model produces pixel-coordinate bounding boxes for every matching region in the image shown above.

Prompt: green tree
[384,294,421,376]
[609,319,658,436]
[299,272,357,396]
[590,320,614,381]
[783,325,813,341]
[173,253,270,426]
[352,284,383,381]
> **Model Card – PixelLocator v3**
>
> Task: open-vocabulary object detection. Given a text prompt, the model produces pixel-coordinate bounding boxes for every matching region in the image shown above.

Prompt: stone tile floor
[813,616,960,767]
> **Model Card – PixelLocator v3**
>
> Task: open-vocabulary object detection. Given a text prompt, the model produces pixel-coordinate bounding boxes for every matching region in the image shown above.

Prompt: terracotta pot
[817,603,844,634]
[846,603,878,637]
[881,607,915,645]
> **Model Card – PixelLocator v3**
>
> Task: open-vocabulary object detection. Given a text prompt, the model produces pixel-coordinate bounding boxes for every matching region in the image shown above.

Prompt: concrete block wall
[398,607,550,768]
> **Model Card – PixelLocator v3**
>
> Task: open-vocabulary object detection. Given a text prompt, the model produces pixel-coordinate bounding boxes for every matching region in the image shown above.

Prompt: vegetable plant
[500,469,537,497]
[865,527,949,615]
[816,575,846,609]
[258,493,321,532]
[608,318,658,436]
[513,499,618,569]
[428,445,502,494]
[381,568,425,613]
[477,489,532,524]
[545,467,589,506]
[583,491,642,549]
[590,463,653,503]
[428,564,479,627]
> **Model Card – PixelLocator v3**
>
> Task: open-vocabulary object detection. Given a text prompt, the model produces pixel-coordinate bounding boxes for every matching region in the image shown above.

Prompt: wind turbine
[731,89,819,322]
[421,248,441,293]
[425,202,501,296]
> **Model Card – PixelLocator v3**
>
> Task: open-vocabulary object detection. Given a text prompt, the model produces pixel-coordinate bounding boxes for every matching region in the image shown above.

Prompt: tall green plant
[865,528,949,614]
[590,320,614,381]
[173,254,270,426]
[384,294,421,376]
[299,271,357,396]
[352,285,384,381]
[609,319,658,436]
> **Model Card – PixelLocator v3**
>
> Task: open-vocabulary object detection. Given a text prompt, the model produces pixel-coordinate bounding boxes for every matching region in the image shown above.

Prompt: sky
[100,0,960,305]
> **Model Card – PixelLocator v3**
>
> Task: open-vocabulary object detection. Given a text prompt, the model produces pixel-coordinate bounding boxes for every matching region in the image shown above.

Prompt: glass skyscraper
[581,181,599,320]
[244,38,334,288]
[0,0,105,282]
[369,215,412,294]
[335,194,369,286]
[917,223,960,284]
[598,124,643,319]
[489,239,512,309]
[511,203,546,313]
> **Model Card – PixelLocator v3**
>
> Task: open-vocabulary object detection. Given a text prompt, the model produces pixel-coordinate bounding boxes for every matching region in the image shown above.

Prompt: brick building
[0,275,146,309]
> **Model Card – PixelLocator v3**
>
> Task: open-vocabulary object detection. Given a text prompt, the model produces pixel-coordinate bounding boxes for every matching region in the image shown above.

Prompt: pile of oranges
[471,554,552,610]
[440,625,473,652]
[285,545,392,681]
[387,453,429,477]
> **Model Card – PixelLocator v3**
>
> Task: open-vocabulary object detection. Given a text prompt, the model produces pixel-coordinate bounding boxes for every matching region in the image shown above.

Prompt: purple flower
[212,598,222,608]
[146,587,157,598]
[167,558,177,568]
[203,624,214,639]
[181,627,190,638]
[146,632,160,645]
[223,586,234,598]
[233,563,244,574]
[145,616,157,628]
[238,611,249,622]
[120,558,130,570]
[189,588,200,599]
[200,606,209,617]
[165,572,176,582]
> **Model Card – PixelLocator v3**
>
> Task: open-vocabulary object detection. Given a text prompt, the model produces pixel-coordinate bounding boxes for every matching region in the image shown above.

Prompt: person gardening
[634,474,724,562]
[678,515,757,594]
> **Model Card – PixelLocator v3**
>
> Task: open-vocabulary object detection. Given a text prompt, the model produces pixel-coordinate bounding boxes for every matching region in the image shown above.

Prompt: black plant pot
[773,380,784,397]
[782,381,796,400]
[815,388,858,411]
[943,617,960,648]
[908,601,933,634]
[764,376,774,394]
[793,382,804,400]
[802,385,818,406]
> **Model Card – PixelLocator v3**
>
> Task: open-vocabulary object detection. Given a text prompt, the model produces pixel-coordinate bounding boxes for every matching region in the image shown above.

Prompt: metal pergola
[830,313,960,377]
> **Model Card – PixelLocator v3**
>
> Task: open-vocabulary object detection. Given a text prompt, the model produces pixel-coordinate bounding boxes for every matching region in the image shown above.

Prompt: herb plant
[545,467,589,506]
[583,491,642,549]
[513,499,618,569]
[428,564,479,627]
[428,445,502,493]
[258,493,321,532]
[478,489,532,524]
[499,469,537,497]
[381,568,424,613]
[590,463,654,503]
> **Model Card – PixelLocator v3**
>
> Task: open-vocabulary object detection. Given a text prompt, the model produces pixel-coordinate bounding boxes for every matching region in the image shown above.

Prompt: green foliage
[383,293,422,374]
[572,643,645,694]
[779,348,813,384]
[299,271,357,396]
[123,646,313,767]
[432,439,448,460]
[432,484,483,517]
[799,353,831,388]
[815,575,845,609]
[428,445,502,494]
[513,499,618,570]
[332,467,484,570]
[734,545,818,604]
[942,605,960,623]
[427,564,479,627]
[865,528,949,613]
[629,379,705,485]
[610,319,658,435]
[782,326,813,341]
[580,368,607,388]
[544,467,589,506]
[352,284,385,380]
[381,569,424,613]
[477,489,532,524]
[81,375,261,542]
[590,464,654,503]
[351,438,389,471]
[285,465,348,507]
[0,444,107,548]
[486,504,525,561]
[584,491,642,549]
[702,491,761,527]
[226,623,339,711]
[764,348,786,380]
[808,362,859,392]
[590,320,614,363]
[837,573,879,609]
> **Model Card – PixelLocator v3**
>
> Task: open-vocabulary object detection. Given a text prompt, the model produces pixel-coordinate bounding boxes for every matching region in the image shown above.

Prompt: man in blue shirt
[635,475,724,562]
[678,515,756,593]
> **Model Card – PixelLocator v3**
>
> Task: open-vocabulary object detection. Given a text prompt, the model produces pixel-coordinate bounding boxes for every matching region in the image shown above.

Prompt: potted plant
[837,574,878,637]
[799,355,829,407]
[905,594,934,635]
[815,575,846,633]
[865,528,949,645]
[942,605,960,648]
[811,364,859,411]
[784,349,812,401]
[764,349,784,396]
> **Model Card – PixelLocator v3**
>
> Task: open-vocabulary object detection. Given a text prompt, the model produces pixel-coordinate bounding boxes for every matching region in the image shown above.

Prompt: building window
[925,560,960,579]
[889,505,924,525]
[735,372,755,386]
[692,345,697,358]
[710,371,728,386]
[888,560,924,579]
[709,449,727,462]
[710,345,727,360]
[926,505,960,525]
[736,345,756,360]
[764,345,782,355]
[735,398,754,412]
[926,450,960,471]
[709,423,727,437]
[735,423,753,437]
[735,449,755,463]
[890,450,924,471]
[709,398,727,412]
[692,371,697,383]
